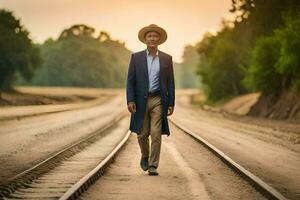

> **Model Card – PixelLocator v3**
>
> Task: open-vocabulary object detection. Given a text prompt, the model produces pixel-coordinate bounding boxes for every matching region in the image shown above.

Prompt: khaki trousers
[137,95,162,168]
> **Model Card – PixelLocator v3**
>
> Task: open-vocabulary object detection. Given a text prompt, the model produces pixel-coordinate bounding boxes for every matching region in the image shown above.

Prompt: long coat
[126,49,175,136]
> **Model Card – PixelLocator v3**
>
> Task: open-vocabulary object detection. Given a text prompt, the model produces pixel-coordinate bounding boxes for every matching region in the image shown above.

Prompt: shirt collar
[146,49,159,57]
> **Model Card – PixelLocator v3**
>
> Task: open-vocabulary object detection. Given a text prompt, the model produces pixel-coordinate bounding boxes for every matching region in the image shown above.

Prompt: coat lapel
[142,49,149,79]
[158,50,164,71]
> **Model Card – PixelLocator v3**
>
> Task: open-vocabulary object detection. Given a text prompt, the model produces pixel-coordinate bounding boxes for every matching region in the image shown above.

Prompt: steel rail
[59,131,131,200]
[169,118,289,200]
[0,110,127,198]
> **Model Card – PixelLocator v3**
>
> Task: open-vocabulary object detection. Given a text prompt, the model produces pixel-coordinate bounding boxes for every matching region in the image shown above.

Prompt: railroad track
[0,112,130,200]
[0,116,289,200]
[169,119,289,200]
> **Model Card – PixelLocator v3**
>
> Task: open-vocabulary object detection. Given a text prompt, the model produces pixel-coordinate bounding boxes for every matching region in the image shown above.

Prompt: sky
[0,0,234,62]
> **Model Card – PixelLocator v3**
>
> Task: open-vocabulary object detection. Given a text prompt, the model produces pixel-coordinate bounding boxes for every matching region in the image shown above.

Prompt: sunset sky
[1,0,234,62]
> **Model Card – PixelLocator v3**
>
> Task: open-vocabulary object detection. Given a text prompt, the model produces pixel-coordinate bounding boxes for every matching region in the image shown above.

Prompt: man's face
[144,31,160,48]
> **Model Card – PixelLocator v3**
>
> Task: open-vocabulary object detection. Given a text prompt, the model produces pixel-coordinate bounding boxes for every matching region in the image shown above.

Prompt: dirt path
[173,94,300,200]
[0,86,123,106]
[80,124,266,200]
[0,95,113,120]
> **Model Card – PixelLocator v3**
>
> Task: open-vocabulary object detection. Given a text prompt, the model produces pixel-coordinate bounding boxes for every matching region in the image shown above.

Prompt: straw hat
[138,24,167,45]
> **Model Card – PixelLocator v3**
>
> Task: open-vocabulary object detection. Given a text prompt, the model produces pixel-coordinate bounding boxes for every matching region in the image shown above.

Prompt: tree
[243,36,282,93]
[197,25,247,101]
[0,9,41,91]
[23,24,131,88]
[195,0,300,102]
[58,24,95,40]
[243,12,300,93]
[97,31,111,42]
[178,45,201,88]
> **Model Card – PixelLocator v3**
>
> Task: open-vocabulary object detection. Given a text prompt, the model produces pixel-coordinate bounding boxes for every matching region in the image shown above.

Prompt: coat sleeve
[167,56,175,107]
[126,54,136,104]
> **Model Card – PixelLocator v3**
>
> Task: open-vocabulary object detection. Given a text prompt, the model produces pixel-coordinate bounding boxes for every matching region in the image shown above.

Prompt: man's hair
[144,31,160,38]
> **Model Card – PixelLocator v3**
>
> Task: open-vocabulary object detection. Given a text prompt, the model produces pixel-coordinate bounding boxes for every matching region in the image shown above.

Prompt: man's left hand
[167,106,174,116]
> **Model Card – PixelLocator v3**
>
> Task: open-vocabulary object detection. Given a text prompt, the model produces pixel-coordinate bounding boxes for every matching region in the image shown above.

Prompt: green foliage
[244,13,300,93]
[197,27,246,101]
[58,24,95,40]
[196,0,300,101]
[22,24,131,88]
[176,45,201,88]
[230,0,299,36]
[243,36,282,93]
[0,9,41,91]
[275,14,300,86]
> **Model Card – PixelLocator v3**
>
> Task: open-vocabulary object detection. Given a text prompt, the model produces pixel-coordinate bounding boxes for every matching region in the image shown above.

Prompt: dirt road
[172,93,300,200]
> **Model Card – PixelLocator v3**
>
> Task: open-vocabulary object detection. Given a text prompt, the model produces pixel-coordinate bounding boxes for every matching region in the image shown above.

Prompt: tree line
[193,0,300,102]
[0,9,131,91]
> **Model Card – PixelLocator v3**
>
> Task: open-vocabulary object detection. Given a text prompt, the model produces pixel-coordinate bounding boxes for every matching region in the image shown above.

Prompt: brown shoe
[148,166,159,176]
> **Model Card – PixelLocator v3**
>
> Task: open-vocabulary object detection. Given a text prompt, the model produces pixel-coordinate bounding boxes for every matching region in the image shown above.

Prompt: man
[126,24,175,176]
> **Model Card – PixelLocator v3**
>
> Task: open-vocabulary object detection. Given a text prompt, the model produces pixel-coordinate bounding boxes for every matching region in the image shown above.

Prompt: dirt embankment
[222,93,260,115]
[210,88,300,122]
[0,92,94,106]
[0,87,97,106]
[248,88,300,121]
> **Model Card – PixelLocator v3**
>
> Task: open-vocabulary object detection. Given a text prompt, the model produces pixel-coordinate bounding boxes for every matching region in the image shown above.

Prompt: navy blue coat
[126,49,175,136]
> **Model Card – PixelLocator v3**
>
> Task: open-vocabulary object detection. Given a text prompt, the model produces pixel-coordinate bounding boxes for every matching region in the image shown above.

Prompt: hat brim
[138,26,167,45]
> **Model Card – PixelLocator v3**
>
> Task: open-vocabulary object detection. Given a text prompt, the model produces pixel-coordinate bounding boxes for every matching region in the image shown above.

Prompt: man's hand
[127,102,136,113]
[167,106,174,116]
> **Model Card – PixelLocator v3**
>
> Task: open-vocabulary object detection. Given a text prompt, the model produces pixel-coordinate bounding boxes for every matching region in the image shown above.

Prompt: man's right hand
[127,102,136,113]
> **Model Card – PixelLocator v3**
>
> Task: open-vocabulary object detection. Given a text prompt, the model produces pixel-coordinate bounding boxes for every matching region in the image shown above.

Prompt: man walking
[126,24,175,176]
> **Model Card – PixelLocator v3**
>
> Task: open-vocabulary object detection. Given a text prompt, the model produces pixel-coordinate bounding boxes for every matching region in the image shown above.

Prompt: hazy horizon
[0,0,234,62]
